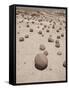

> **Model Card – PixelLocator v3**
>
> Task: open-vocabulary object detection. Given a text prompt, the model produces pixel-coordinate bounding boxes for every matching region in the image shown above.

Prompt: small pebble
[25,34,29,38]
[17,32,20,34]
[57,51,62,55]
[42,34,44,37]
[19,37,24,42]
[30,29,33,32]
[40,44,46,51]
[57,35,60,39]
[49,68,52,71]
[48,37,54,42]
[44,25,47,28]
[43,50,48,56]
[63,61,66,68]
[56,30,59,32]
[55,43,60,48]
[46,29,49,32]
[59,27,62,30]
[26,24,29,28]
[61,33,64,37]
[42,28,44,30]
[55,40,59,44]
[38,30,42,34]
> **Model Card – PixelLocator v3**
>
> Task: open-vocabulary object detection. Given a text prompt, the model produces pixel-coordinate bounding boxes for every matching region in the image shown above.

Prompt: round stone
[42,34,44,37]
[57,35,60,39]
[40,44,46,51]
[61,33,64,37]
[46,29,49,32]
[38,30,42,34]
[55,43,60,48]
[30,29,33,32]
[43,50,48,56]
[63,61,66,68]
[56,30,59,32]
[25,34,29,38]
[19,37,24,42]
[26,24,29,28]
[48,37,54,42]
[34,54,48,70]
[44,25,47,28]
[57,51,62,55]
[55,40,59,44]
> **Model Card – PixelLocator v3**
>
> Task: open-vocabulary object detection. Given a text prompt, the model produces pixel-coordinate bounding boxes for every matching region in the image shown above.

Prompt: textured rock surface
[34,54,48,70]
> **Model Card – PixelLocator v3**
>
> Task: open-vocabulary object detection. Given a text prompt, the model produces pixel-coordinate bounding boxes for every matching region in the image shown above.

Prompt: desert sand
[16,7,66,83]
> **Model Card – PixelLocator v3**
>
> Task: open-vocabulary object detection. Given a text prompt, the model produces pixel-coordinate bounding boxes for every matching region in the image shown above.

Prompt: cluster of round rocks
[18,14,66,71]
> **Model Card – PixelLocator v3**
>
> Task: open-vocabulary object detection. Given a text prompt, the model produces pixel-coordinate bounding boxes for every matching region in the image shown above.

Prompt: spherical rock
[25,34,29,38]
[19,37,24,42]
[34,54,48,70]
[43,50,48,56]
[40,44,46,51]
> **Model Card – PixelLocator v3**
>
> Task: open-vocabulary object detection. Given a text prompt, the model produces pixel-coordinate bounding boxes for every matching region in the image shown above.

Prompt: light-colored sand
[16,7,66,84]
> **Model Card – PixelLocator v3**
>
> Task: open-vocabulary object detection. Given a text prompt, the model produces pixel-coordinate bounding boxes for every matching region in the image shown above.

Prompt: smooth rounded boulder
[34,54,48,70]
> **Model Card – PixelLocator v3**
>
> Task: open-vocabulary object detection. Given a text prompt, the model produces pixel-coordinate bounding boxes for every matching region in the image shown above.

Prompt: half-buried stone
[40,44,46,51]
[34,54,48,70]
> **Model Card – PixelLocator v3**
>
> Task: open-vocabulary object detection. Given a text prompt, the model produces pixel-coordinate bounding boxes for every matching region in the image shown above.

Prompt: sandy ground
[16,7,66,83]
